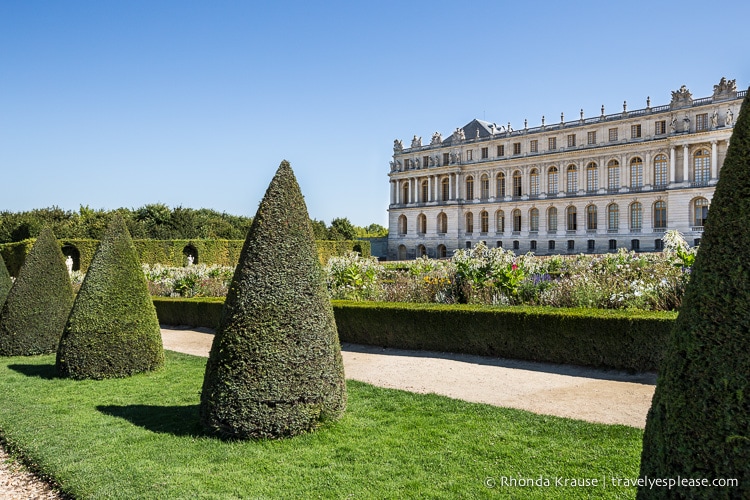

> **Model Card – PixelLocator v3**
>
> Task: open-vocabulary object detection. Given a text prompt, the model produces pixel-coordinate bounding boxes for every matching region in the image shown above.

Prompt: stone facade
[388,78,744,260]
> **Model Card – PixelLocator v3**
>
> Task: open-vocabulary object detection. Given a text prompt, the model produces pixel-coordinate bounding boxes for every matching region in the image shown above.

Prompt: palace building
[387,77,744,260]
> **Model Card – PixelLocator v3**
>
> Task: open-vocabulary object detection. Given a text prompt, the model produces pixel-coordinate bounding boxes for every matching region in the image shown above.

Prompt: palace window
[609,239,617,251]
[630,157,643,189]
[586,205,597,231]
[548,207,558,232]
[530,240,537,251]
[512,170,522,197]
[496,210,505,233]
[530,169,540,196]
[480,211,489,233]
[466,150,473,161]
[653,201,667,229]
[631,124,642,138]
[402,182,410,204]
[586,162,598,192]
[421,180,429,203]
[512,209,522,232]
[608,203,619,232]
[398,215,407,235]
[530,208,539,232]
[693,197,709,227]
[567,134,576,147]
[443,152,450,165]
[497,145,505,156]
[513,142,521,155]
[481,147,489,159]
[548,240,556,250]
[655,120,666,135]
[423,156,429,168]
[694,149,710,184]
[496,172,506,197]
[441,177,450,201]
[609,128,618,142]
[480,174,490,199]
[417,214,427,234]
[654,154,668,187]
[587,131,597,145]
[465,212,474,233]
[566,206,577,231]
[608,160,620,191]
[530,140,538,153]
[566,164,578,193]
[437,244,447,258]
[465,176,474,199]
[547,166,559,194]
[630,202,643,231]
[696,113,708,131]
[437,213,448,234]
[548,137,557,150]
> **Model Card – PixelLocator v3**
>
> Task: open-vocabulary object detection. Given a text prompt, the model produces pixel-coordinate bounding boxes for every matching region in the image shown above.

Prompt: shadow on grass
[7,363,58,380]
[97,404,206,437]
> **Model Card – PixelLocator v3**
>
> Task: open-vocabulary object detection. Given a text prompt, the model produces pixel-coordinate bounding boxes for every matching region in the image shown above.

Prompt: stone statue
[429,155,436,167]
[450,151,460,164]
[452,128,465,142]
[65,255,73,274]
[670,85,693,108]
[670,115,677,133]
[475,127,480,139]
[187,254,194,266]
[411,135,422,148]
[414,157,420,169]
[430,131,442,145]
[726,108,734,127]
[713,77,737,99]
[683,114,690,133]
[711,109,718,129]
[393,139,403,153]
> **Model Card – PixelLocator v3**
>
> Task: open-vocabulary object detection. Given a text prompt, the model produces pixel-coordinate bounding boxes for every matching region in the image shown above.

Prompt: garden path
[161,326,656,429]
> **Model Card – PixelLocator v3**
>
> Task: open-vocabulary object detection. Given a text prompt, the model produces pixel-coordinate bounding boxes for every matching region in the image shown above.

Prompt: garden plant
[200,161,347,439]
[0,253,11,306]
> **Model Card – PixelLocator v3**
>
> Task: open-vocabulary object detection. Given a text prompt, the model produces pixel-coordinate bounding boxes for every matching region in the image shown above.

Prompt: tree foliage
[638,90,750,498]
[0,228,74,356]
[200,161,346,439]
[56,216,164,379]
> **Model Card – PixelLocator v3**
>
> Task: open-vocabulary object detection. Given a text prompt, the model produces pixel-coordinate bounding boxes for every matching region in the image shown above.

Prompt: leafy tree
[309,218,329,240]
[0,253,11,307]
[0,228,74,356]
[328,217,357,240]
[638,90,750,498]
[56,216,164,379]
[200,161,346,439]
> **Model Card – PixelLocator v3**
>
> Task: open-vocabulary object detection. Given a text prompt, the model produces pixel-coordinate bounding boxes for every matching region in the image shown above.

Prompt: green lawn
[0,351,642,499]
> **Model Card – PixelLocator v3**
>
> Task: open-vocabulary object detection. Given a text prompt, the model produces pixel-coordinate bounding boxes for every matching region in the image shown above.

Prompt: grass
[0,351,642,499]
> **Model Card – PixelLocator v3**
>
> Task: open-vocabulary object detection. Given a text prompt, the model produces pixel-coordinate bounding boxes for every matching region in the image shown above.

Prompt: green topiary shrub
[638,91,750,498]
[200,161,347,439]
[0,228,74,356]
[0,253,11,307]
[56,216,164,379]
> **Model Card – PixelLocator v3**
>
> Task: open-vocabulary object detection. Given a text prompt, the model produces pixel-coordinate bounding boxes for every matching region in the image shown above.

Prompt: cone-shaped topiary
[638,91,750,498]
[200,161,346,439]
[56,216,164,379]
[0,228,74,356]
[0,253,11,308]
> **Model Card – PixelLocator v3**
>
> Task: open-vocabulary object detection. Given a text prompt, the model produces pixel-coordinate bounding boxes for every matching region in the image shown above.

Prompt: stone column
[682,144,689,184]
[711,140,718,180]
[669,146,676,183]
[621,154,629,188]
[645,151,652,186]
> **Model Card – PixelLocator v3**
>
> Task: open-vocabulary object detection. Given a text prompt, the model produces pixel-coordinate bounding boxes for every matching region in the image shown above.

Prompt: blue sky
[2,1,748,227]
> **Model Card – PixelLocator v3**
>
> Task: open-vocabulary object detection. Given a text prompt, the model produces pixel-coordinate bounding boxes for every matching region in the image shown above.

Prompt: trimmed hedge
[153,297,676,372]
[0,238,370,276]
[0,228,74,356]
[57,217,164,379]
[0,253,10,306]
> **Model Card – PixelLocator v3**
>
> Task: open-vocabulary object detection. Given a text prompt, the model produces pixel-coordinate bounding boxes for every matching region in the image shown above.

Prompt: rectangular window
[466,150,473,161]
[443,153,450,165]
[513,142,521,155]
[423,156,429,168]
[609,239,617,251]
[696,113,708,131]
[631,124,642,138]
[609,128,618,142]
[587,239,595,251]
[655,120,666,135]
[530,140,538,153]
[548,137,557,150]
[497,145,505,156]
[481,147,488,159]
[548,240,555,250]
[567,134,576,147]
[567,240,575,251]
[530,240,537,251]
[587,131,596,145]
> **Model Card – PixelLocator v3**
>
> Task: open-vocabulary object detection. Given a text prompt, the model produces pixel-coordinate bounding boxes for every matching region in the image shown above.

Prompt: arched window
[441,177,450,201]
[566,206,577,231]
[496,172,506,197]
[608,160,620,191]
[566,165,578,193]
[630,157,643,188]
[530,169,540,196]
[495,210,505,233]
[654,154,668,187]
[529,208,539,232]
[480,174,490,199]
[547,207,558,232]
[480,210,489,233]
[437,244,447,258]
[398,215,408,235]
[608,204,619,232]
[512,209,522,232]
[547,166,559,195]
[586,205,597,231]
[630,202,643,231]
[693,197,709,227]
[512,170,522,197]
[402,182,410,204]
[653,201,667,230]
[465,176,474,200]
[398,245,407,260]
[437,212,448,234]
[417,213,427,234]
[586,162,598,192]
[421,180,429,203]
[465,212,474,233]
[694,149,710,185]
[417,244,427,257]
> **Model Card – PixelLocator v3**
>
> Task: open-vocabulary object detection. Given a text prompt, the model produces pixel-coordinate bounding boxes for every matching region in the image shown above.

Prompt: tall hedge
[56,216,164,379]
[0,228,74,356]
[638,91,750,498]
[0,253,11,307]
[200,161,346,439]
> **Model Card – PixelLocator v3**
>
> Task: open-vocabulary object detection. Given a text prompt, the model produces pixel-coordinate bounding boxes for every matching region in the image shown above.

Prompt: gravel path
[1,326,656,498]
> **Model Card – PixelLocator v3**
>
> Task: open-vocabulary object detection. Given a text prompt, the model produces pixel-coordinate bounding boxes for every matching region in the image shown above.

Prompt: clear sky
[2,1,748,227]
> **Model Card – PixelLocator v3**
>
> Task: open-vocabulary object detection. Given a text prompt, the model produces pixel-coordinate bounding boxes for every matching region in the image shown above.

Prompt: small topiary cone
[0,228,74,356]
[57,216,164,379]
[200,160,346,439]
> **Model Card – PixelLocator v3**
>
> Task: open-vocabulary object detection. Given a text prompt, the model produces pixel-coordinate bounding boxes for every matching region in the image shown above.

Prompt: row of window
[399,150,711,203]
[397,198,709,235]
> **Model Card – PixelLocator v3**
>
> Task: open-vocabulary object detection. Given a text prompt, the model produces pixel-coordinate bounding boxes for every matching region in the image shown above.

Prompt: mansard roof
[441,119,498,146]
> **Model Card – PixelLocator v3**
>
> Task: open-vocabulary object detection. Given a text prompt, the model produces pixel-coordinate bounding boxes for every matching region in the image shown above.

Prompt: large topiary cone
[200,161,346,439]
[0,228,74,356]
[56,216,164,379]
[638,91,750,498]
[0,253,11,308]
